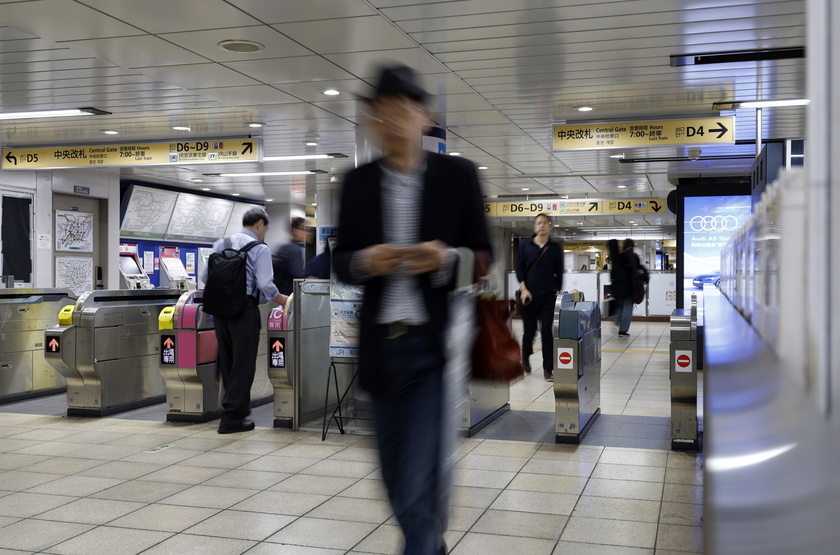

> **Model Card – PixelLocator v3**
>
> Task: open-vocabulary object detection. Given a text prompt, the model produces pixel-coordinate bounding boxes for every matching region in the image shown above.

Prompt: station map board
[120,186,179,240]
[164,194,234,243]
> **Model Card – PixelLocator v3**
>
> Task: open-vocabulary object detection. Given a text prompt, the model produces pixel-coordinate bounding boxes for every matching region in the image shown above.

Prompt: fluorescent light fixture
[201,187,210,191]
[172,125,191,131]
[574,105,594,112]
[713,99,810,110]
[521,188,530,191]
[617,185,627,189]
[311,203,317,206]
[191,178,204,183]
[449,152,461,156]
[322,89,341,96]
[610,153,625,159]
[246,122,266,128]
[0,107,109,120]
[263,153,347,161]
[231,193,240,196]
[210,170,320,177]
[707,444,796,472]
[100,129,119,135]
[305,141,319,146]
[265,198,274,202]
[478,166,488,170]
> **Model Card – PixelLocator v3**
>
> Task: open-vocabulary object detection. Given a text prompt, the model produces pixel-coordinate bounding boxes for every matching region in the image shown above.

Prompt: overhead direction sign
[484,198,666,217]
[553,117,735,150]
[2,138,260,170]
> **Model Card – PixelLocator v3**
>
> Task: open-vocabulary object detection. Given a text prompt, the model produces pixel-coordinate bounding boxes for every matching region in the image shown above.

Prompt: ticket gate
[553,296,602,443]
[157,291,276,422]
[44,288,183,416]
[670,295,702,450]
[0,288,76,403]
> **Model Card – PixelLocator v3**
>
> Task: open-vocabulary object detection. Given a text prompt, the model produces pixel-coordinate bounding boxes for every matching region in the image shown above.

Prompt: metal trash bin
[554,297,602,443]
[670,295,702,450]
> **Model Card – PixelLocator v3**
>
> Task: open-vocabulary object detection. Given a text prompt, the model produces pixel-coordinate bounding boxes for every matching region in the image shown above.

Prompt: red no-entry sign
[559,352,572,365]
[677,354,691,368]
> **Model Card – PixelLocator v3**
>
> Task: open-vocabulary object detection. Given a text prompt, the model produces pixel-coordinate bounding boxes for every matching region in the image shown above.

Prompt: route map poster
[120,185,178,239]
[165,194,233,243]
[55,210,93,252]
[55,257,93,296]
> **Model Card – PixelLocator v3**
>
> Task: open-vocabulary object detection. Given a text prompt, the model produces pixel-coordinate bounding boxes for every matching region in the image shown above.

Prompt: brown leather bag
[471,297,524,381]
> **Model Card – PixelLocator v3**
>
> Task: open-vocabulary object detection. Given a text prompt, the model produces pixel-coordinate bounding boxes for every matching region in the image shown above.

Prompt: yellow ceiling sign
[553,117,735,150]
[484,198,666,216]
[602,199,666,215]
[2,138,260,170]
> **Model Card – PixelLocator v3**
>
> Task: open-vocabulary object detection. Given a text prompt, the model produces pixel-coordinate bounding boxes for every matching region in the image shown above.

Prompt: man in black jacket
[516,213,565,380]
[334,65,492,555]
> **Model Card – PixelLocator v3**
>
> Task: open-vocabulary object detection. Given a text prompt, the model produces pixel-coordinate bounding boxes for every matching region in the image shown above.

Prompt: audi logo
[689,215,739,232]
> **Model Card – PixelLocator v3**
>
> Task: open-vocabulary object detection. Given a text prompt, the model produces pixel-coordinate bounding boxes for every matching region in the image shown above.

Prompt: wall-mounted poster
[166,194,233,243]
[120,185,179,239]
[55,210,94,252]
[55,257,93,296]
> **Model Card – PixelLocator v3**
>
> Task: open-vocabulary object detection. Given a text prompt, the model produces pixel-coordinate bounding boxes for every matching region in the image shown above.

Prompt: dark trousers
[373,329,447,555]
[214,300,261,424]
[521,293,555,371]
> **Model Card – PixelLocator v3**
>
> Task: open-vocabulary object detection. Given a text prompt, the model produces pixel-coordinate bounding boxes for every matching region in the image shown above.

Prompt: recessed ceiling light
[617,185,627,188]
[172,125,190,131]
[191,178,204,183]
[449,152,461,156]
[201,187,210,191]
[0,107,109,120]
[263,153,347,161]
[210,170,318,177]
[231,193,240,196]
[100,129,119,135]
[246,122,266,128]
[321,89,341,96]
[629,220,635,223]
[610,153,625,159]
[521,188,530,191]
[574,105,594,112]
[218,40,265,53]
[311,203,317,206]
[478,166,488,170]
[305,141,319,146]
[632,223,639,226]
[265,198,274,202]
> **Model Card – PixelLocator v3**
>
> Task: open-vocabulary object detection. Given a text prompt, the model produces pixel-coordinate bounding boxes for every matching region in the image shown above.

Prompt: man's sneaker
[522,358,532,373]
[618,331,630,337]
[544,369,554,381]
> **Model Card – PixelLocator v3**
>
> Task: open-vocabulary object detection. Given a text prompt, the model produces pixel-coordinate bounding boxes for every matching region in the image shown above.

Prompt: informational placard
[553,117,735,150]
[120,185,179,239]
[269,337,286,368]
[2,138,259,170]
[55,257,93,296]
[161,335,176,365]
[330,281,364,359]
[484,198,666,217]
[165,194,234,243]
[55,210,94,252]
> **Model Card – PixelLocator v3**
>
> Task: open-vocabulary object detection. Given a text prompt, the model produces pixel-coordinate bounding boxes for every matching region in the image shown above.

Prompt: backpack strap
[239,240,265,301]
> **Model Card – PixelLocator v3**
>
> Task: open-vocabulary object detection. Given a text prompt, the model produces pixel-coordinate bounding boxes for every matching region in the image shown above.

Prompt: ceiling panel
[272,16,418,55]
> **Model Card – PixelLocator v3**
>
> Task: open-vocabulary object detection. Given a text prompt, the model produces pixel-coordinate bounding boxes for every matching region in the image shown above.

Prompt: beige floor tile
[489,490,578,515]
[532,443,604,462]
[299,459,379,479]
[662,483,703,504]
[5,428,80,442]
[0,453,50,470]
[471,509,566,540]
[265,517,377,550]
[25,457,105,476]
[449,532,555,555]
[138,533,256,555]
[12,441,88,457]
[183,509,295,541]
[90,480,190,503]
[0,492,76,518]
[656,523,704,552]
[599,448,669,467]
[470,440,541,458]
[121,447,208,466]
[552,540,653,554]
[450,485,502,509]
[666,451,703,470]
[0,519,92,552]
[334,477,387,500]
[591,463,667,483]
[35,497,145,525]
[452,468,516,489]
[136,464,227,485]
[572,495,660,523]
[455,453,530,472]
[167,436,236,451]
[665,466,703,485]
[104,433,185,448]
[272,474,358,496]
[74,444,149,461]
[202,468,290,490]
[0,515,19,528]
[43,526,172,555]
[506,472,588,495]
[230,490,331,516]
[660,501,703,526]
[326,445,380,463]
[0,469,62,491]
[306,496,393,524]
[27,475,124,497]
[245,543,344,555]
[351,523,402,554]
[270,442,345,459]
[561,516,658,548]
[445,505,484,532]
[106,503,218,533]
[158,484,260,509]
[521,458,596,478]
[583,477,664,501]
[212,440,291,455]
[176,450,262,469]
[238,454,320,473]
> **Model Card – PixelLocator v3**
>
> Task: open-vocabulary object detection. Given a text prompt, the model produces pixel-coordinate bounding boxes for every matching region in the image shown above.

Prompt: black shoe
[218,419,255,434]
[618,331,630,337]
[544,369,554,381]
[522,358,532,373]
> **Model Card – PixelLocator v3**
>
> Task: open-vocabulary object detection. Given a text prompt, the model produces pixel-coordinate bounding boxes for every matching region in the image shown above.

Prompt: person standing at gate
[272,217,307,295]
[334,64,492,555]
[201,208,287,433]
[516,213,565,381]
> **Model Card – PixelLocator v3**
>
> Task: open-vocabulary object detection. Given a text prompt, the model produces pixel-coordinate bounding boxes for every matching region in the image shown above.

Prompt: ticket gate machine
[1,288,76,403]
[44,288,183,416]
[158,290,218,422]
[553,296,602,443]
[670,295,701,450]
[118,253,154,290]
[159,257,196,291]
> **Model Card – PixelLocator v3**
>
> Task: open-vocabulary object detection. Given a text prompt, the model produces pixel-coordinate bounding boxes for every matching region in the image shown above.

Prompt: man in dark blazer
[334,65,492,555]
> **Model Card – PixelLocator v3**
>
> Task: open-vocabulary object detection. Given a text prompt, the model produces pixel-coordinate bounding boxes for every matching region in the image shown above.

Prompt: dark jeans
[373,329,447,555]
[214,300,261,424]
[521,293,555,371]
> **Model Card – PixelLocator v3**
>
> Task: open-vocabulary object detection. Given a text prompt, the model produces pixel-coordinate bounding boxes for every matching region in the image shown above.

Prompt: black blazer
[333,152,493,394]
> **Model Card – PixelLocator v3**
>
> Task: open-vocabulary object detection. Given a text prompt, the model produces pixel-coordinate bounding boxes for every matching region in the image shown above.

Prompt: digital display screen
[119,254,144,276]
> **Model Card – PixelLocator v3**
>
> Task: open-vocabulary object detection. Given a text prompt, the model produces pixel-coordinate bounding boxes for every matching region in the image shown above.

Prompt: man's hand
[403,240,447,275]
[519,284,533,305]
[273,293,289,305]
[368,244,405,276]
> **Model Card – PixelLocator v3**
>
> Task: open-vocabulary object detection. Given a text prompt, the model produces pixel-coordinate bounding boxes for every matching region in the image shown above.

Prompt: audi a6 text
[693,272,721,289]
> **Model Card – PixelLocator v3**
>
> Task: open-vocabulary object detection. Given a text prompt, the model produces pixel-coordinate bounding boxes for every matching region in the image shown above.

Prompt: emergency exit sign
[553,117,735,150]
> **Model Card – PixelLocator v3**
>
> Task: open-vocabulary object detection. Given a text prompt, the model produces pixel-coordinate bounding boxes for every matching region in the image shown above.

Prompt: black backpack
[202,238,264,318]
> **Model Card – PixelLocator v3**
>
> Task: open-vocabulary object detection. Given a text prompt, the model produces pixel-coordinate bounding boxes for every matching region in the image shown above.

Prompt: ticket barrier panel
[670,295,701,450]
[553,297,602,443]
[44,289,183,416]
[266,302,293,428]
[0,288,76,403]
[158,291,219,422]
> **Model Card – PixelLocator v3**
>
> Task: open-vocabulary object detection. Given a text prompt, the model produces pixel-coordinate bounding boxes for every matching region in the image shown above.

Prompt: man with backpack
[200,207,287,434]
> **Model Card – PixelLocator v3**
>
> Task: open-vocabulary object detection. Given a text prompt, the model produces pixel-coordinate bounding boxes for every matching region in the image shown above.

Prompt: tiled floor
[0,321,702,554]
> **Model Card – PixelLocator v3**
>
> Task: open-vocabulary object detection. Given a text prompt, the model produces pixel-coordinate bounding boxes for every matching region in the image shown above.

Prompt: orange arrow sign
[163,337,174,349]
[48,338,59,351]
[272,340,282,352]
